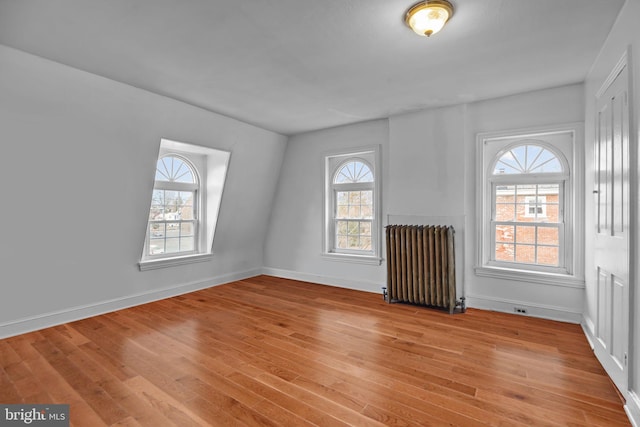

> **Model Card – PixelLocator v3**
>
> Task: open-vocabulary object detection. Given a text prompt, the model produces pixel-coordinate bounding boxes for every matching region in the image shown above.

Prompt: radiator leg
[459,296,466,313]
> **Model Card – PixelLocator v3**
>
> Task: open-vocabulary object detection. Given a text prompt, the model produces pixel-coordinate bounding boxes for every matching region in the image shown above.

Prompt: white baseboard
[465,294,582,323]
[0,268,261,339]
[261,267,383,295]
[580,316,596,349]
[262,269,582,323]
[626,390,640,427]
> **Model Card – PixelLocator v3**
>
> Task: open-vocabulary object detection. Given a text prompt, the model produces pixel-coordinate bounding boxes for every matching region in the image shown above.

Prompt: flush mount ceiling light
[405,0,454,37]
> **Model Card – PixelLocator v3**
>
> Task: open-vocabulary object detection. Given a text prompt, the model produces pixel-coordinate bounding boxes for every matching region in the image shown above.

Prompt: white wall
[264,84,585,324]
[583,0,640,423]
[0,45,287,338]
[263,119,389,292]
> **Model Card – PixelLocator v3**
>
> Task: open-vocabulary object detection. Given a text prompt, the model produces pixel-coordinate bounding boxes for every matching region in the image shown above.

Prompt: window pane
[495,244,514,261]
[349,192,361,204]
[149,240,165,255]
[180,191,193,206]
[180,237,194,251]
[496,225,514,243]
[360,237,372,250]
[495,204,515,221]
[337,236,348,249]
[545,203,560,223]
[165,237,180,254]
[348,221,359,235]
[360,222,372,236]
[166,224,179,237]
[180,222,194,236]
[537,227,559,245]
[150,223,165,238]
[337,206,349,218]
[537,246,559,266]
[515,226,535,244]
[337,221,348,235]
[337,192,348,205]
[495,185,515,199]
[361,191,372,204]
[515,244,535,263]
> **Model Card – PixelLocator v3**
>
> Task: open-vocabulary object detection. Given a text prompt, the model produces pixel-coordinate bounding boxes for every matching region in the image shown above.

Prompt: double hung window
[324,147,381,264]
[476,126,582,283]
[491,145,565,269]
[147,155,199,257]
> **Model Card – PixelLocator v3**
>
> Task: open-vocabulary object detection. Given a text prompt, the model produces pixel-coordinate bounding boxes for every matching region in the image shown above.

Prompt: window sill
[322,252,382,266]
[139,253,213,271]
[474,265,585,288]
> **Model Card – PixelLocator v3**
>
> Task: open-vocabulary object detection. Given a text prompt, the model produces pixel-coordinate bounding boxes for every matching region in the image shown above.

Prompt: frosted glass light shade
[405,0,453,37]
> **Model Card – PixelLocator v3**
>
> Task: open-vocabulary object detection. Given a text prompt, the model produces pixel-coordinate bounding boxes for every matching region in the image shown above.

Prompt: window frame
[475,124,585,287]
[323,146,381,265]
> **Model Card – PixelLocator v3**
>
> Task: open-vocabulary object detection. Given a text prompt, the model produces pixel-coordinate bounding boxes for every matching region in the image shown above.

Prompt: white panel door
[593,60,630,394]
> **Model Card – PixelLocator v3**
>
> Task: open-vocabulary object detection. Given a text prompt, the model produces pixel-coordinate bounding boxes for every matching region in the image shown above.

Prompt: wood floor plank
[0,275,630,426]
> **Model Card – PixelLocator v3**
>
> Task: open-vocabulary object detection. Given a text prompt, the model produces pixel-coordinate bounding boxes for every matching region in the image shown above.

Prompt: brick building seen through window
[494,184,560,266]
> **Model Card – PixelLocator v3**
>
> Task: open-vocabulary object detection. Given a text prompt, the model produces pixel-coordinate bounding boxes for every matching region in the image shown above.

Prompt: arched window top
[492,143,564,175]
[334,160,373,184]
[155,155,197,183]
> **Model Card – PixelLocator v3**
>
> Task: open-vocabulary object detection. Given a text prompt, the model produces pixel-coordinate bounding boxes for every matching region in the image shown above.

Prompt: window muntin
[493,145,562,174]
[155,156,196,183]
[488,143,567,271]
[146,155,199,258]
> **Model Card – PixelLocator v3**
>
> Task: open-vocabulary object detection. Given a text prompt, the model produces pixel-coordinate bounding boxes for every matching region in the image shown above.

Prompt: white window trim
[322,145,382,265]
[475,124,585,287]
[139,139,231,271]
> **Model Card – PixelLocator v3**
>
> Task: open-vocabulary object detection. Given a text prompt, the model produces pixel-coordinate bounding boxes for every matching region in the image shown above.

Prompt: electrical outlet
[514,307,527,314]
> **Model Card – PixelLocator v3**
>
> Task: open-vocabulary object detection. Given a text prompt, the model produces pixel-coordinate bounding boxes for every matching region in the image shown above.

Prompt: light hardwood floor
[0,275,630,426]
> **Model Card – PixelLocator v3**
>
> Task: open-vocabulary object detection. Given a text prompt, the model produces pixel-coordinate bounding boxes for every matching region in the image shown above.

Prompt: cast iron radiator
[384,225,464,314]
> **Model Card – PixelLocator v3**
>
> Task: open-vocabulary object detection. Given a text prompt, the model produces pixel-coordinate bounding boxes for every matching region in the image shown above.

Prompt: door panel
[612,274,625,369]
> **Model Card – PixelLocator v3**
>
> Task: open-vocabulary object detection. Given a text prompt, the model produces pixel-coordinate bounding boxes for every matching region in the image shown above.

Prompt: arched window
[139,139,232,270]
[324,149,380,262]
[334,160,374,184]
[146,155,200,257]
[481,134,574,274]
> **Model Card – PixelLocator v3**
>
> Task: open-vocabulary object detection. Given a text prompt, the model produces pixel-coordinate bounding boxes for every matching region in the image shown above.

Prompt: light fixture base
[404,0,454,37]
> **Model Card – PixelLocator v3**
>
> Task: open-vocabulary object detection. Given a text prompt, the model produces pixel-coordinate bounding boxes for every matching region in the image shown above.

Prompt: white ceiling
[0,0,625,135]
